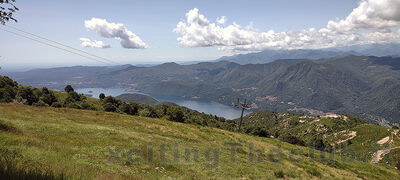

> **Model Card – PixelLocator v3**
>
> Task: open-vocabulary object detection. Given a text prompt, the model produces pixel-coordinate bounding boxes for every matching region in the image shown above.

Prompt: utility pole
[234,98,249,132]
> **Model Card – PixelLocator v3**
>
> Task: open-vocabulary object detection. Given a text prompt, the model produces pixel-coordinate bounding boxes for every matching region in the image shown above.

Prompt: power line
[0,28,113,64]
[4,25,118,64]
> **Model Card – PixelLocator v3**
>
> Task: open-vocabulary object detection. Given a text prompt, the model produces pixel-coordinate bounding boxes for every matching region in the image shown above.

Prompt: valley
[8,55,400,125]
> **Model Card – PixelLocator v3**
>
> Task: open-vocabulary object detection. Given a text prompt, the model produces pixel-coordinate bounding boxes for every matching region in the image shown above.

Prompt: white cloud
[174,0,400,53]
[80,38,110,48]
[216,16,227,24]
[84,18,148,49]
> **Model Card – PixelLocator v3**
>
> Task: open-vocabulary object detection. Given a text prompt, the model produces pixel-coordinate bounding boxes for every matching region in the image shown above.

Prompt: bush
[0,76,18,88]
[0,76,18,103]
[117,102,139,115]
[33,100,48,107]
[103,96,121,106]
[64,85,74,93]
[103,102,117,112]
[308,137,326,151]
[117,103,131,114]
[139,106,159,118]
[51,102,63,108]
[248,126,270,137]
[40,92,58,106]
[80,101,96,110]
[282,135,306,146]
[17,87,39,105]
[64,102,81,109]
[99,93,105,100]
[167,106,185,122]
[0,87,16,103]
[274,170,285,178]
[65,91,83,104]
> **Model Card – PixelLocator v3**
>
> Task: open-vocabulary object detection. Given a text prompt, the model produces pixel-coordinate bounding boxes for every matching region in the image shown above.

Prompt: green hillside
[238,110,400,167]
[1,104,400,179]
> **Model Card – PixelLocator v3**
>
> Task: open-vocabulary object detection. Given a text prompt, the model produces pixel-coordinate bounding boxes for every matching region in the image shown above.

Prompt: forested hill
[6,55,400,125]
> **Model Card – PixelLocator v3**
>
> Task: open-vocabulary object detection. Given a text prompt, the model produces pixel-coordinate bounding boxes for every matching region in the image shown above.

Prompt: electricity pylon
[234,98,249,132]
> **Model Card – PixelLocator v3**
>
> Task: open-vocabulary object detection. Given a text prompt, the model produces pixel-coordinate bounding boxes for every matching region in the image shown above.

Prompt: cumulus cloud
[80,38,110,48]
[216,16,227,24]
[84,18,148,49]
[173,0,400,53]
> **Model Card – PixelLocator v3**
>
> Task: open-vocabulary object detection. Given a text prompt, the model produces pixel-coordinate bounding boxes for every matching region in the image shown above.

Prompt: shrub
[80,101,96,110]
[248,126,270,137]
[64,85,74,93]
[306,167,321,177]
[17,87,39,105]
[103,102,117,112]
[65,91,82,104]
[0,120,20,133]
[128,102,139,115]
[274,170,285,178]
[167,106,185,122]
[0,76,18,103]
[117,103,132,114]
[64,102,81,109]
[99,93,105,100]
[308,137,326,151]
[40,92,58,106]
[282,135,306,146]
[139,106,159,118]
[33,100,48,107]
[0,76,18,88]
[103,96,121,106]
[51,102,63,108]
[0,87,16,103]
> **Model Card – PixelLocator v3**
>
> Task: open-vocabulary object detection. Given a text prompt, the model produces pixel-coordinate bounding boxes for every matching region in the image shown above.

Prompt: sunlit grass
[0,103,399,179]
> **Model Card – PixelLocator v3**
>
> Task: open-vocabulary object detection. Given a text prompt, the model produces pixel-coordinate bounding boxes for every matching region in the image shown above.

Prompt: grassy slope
[0,104,399,179]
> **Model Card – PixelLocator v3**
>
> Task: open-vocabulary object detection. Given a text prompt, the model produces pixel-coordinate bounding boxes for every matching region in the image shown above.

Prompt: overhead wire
[0,27,113,64]
[4,25,118,64]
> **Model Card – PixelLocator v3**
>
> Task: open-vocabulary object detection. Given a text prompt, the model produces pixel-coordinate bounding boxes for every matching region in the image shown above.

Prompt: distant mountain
[327,43,400,57]
[217,43,400,65]
[217,49,346,64]
[6,55,400,125]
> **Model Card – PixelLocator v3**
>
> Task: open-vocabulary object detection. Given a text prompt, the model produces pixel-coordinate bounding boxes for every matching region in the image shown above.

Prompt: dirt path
[377,136,390,145]
[335,131,357,144]
[371,146,400,163]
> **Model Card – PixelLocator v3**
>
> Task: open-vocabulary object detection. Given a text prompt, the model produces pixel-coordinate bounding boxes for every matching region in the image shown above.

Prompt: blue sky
[2,0,399,71]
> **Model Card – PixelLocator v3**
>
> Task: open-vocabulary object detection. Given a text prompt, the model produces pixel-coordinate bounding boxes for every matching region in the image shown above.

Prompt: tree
[18,87,39,105]
[0,0,19,25]
[167,106,185,122]
[40,88,57,106]
[103,96,121,107]
[117,102,132,114]
[99,93,105,100]
[103,102,117,112]
[65,91,81,103]
[0,76,18,102]
[64,85,74,93]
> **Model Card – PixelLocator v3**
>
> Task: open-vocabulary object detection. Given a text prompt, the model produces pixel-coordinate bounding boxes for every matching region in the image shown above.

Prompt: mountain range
[217,43,400,65]
[5,54,400,125]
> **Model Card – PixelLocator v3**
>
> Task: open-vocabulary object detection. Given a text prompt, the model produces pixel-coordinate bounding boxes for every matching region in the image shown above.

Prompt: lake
[75,88,251,119]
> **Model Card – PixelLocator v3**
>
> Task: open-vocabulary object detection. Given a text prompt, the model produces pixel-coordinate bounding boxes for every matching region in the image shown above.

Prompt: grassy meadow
[0,103,399,179]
